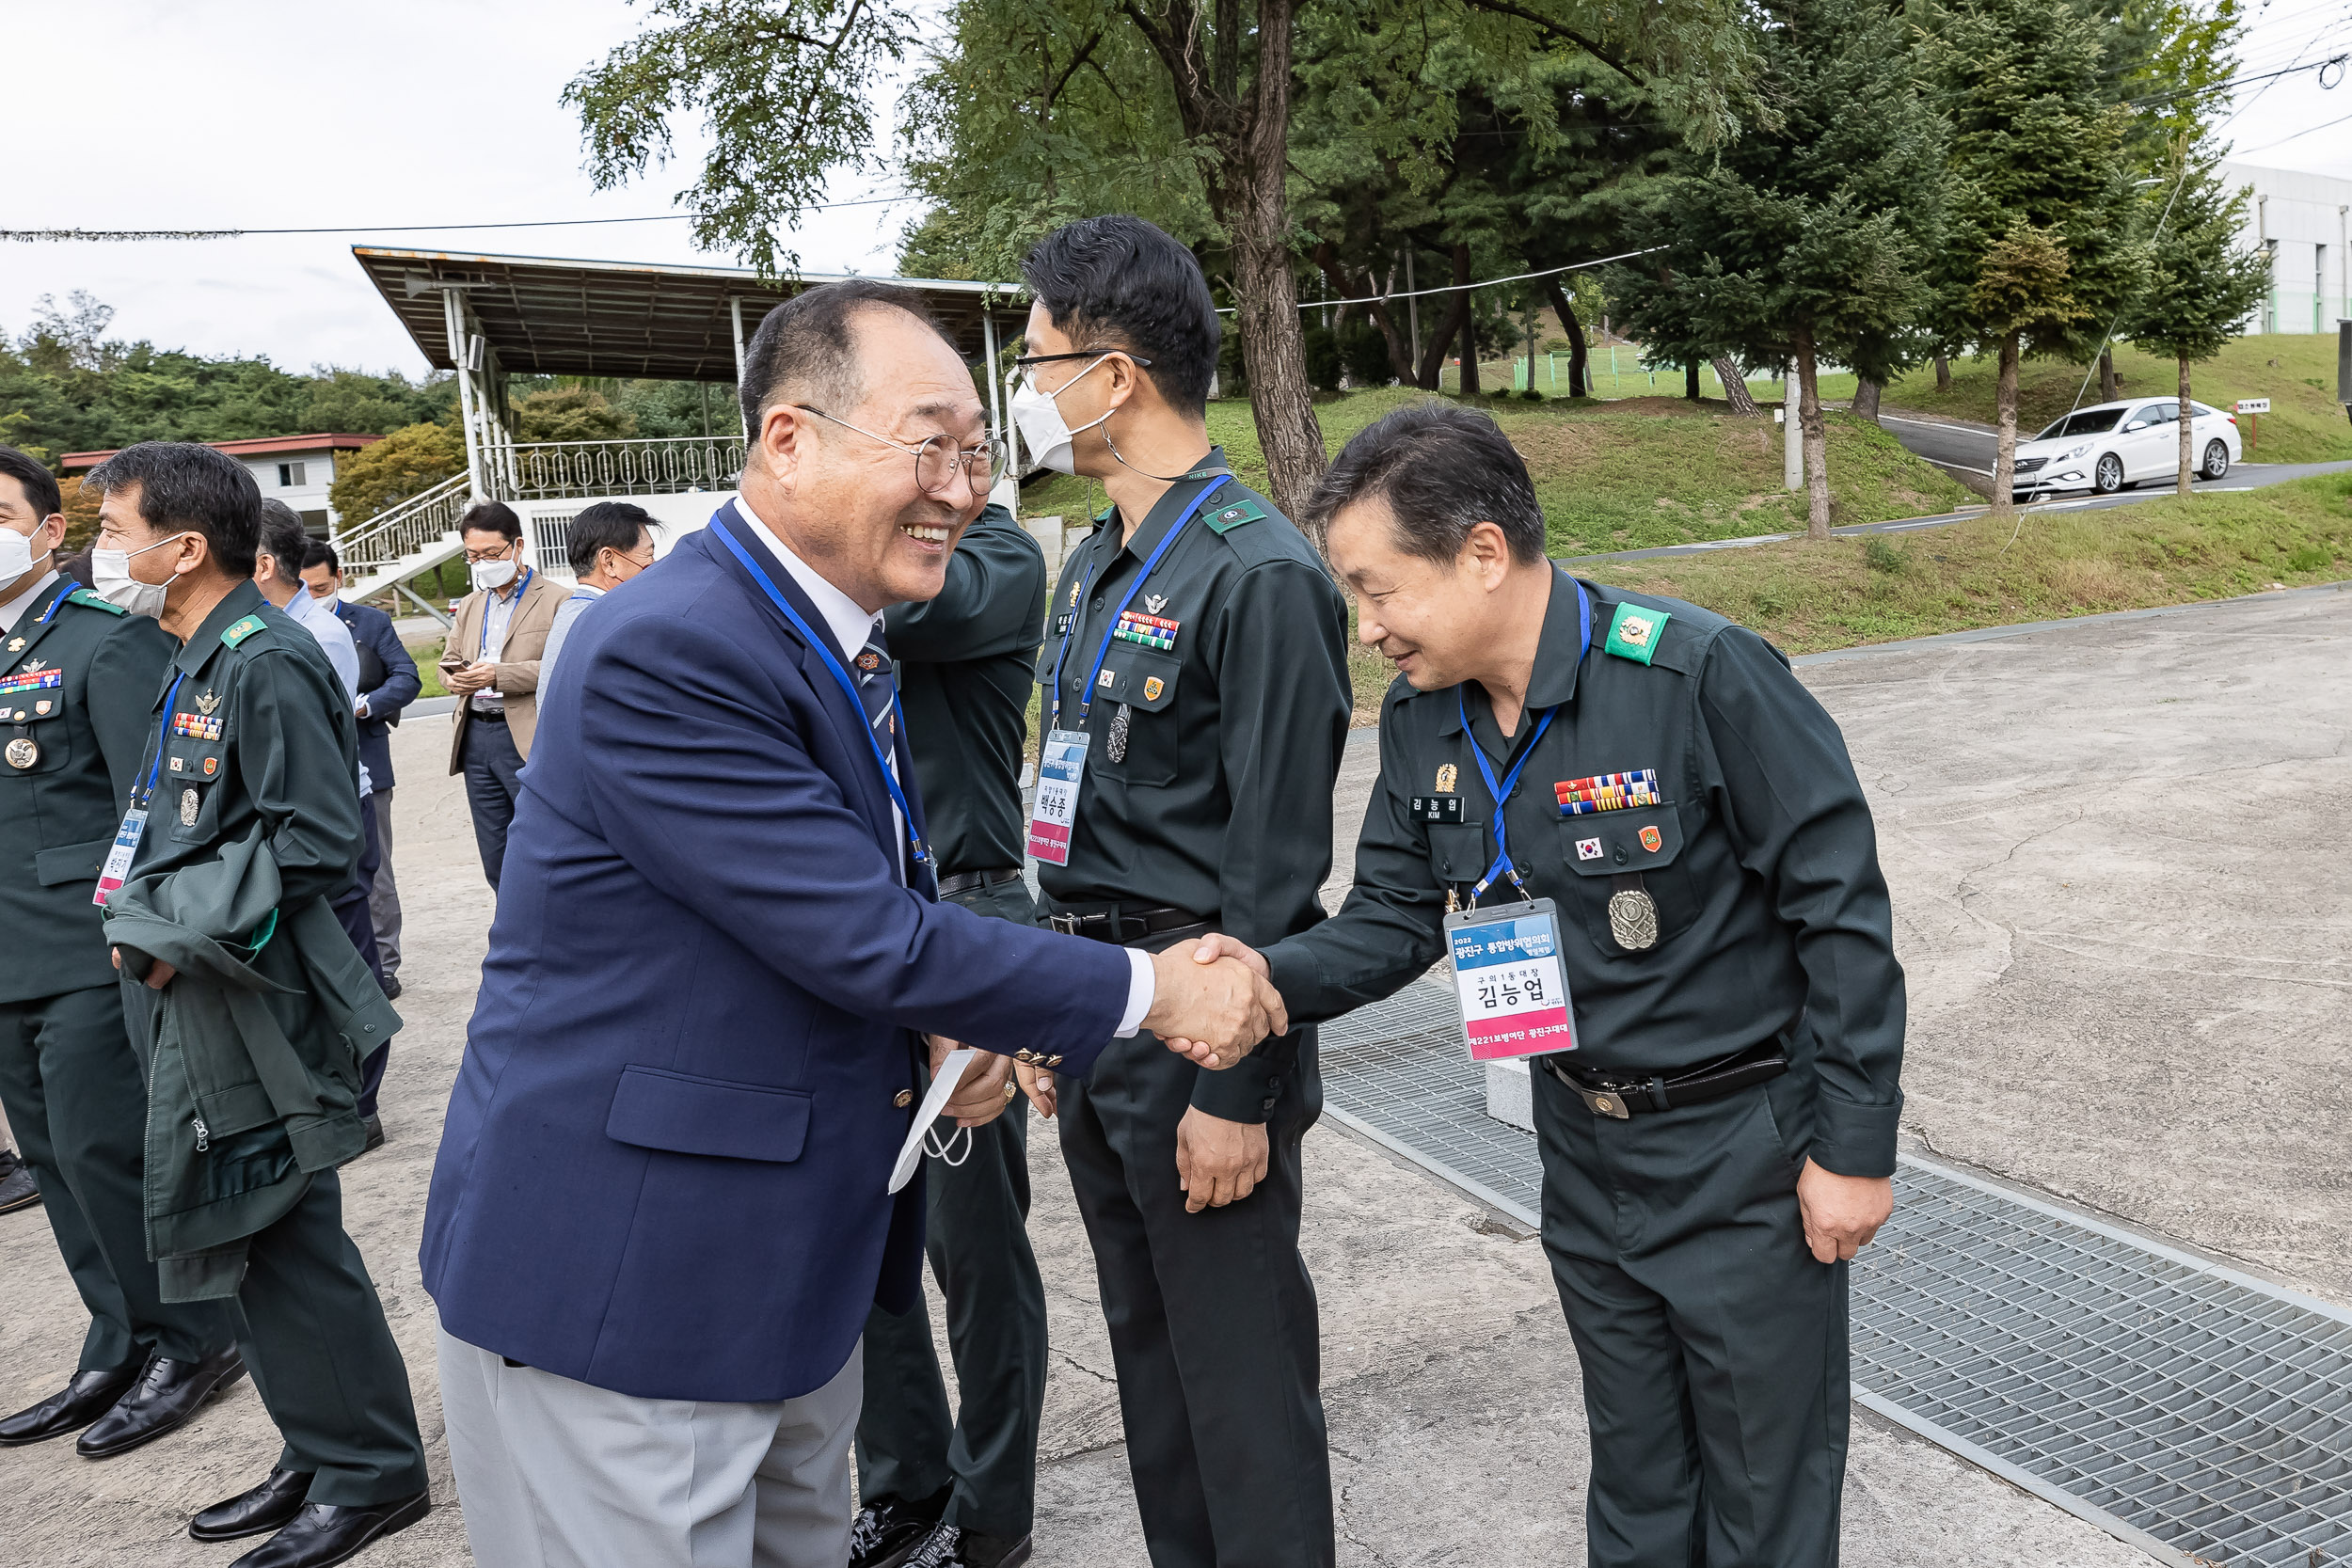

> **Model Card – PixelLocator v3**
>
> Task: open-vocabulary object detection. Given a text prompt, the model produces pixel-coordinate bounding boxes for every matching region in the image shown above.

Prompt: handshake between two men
[930,938,1287,1212]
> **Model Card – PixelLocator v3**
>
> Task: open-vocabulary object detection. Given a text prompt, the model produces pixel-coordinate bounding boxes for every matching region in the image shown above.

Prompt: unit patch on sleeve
[1602,603,1671,665]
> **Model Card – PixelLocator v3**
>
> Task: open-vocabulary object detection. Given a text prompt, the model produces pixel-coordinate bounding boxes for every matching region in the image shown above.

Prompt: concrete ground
[7,585,2346,1564]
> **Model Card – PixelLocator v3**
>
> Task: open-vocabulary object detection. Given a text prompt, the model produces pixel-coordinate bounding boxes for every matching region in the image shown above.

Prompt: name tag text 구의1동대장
[1444,898,1579,1063]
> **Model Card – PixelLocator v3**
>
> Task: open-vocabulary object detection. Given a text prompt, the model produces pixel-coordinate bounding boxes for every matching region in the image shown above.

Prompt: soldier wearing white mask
[440,501,564,891]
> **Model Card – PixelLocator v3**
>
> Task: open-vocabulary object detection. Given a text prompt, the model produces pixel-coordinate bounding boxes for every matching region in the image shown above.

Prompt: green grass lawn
[1884,335,2352,465]
[1016,387,1972,557]
[1583,470,2352,654]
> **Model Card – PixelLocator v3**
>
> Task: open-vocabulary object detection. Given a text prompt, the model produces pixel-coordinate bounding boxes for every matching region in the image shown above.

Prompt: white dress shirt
[0,568,60,632]
[471,577,523,714]
[275,583,373,798]
[730,499,1154,1037]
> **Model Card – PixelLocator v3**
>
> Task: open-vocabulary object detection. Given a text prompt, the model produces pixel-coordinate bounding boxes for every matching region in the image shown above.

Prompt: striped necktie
[851,621,897,742]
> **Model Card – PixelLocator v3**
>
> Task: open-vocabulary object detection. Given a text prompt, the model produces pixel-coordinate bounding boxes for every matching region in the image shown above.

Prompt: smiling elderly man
[419,280,1285,1568]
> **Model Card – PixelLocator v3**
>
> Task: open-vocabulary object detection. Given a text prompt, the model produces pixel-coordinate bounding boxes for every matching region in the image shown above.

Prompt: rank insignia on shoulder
[1207,499,1265,534]
[1435,763,1457,793]
[66,589,125,615]
[220,614,267,647]
[1603,603,1671,665]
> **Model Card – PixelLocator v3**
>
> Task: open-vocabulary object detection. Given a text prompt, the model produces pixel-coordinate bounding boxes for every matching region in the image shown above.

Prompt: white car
[2011,398,2243,500]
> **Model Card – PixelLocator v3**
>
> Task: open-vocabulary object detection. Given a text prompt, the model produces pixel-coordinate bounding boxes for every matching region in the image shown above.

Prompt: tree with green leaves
[1606,0,1947,537]
[326,421,468,527]
[1926,0,2146,515]
[2126,138,2271,494]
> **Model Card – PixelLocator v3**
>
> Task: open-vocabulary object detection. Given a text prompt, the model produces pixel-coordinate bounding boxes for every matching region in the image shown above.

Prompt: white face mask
[470,557,519,593]
[91,531,191,620]
[1008,355,1114,476]
[0,526,40,585]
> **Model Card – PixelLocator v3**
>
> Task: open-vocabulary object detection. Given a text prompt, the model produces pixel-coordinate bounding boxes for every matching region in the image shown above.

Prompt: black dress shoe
[192,1468,316,1542]
[228,1492,431,1568]
[850,1497,945,1568]
[76,1344,246,1459]
[0,1362,144,1445]
[0,1148,40,1213]
[380,975,402,1001]
[903,1523,1036,1568]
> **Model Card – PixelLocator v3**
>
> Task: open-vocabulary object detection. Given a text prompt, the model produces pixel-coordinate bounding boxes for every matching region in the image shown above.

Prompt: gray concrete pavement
[10,588,2347,1563]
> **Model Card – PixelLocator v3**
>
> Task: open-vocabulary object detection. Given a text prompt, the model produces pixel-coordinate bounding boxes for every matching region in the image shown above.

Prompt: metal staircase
[334,472,473,606]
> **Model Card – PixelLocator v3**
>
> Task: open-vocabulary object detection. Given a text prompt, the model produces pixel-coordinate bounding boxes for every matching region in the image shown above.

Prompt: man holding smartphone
[441,501,564,891]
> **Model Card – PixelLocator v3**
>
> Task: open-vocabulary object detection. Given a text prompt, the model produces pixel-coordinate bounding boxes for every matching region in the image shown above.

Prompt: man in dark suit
[420,280,1284,1568]
[302,542,419,1000]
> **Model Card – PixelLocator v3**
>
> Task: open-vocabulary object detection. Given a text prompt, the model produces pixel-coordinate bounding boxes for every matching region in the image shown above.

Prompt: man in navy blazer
[302,542,420,999]
[421,280,1283,1568]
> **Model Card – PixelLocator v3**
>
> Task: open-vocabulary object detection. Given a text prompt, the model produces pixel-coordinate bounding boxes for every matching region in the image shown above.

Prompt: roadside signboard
[2235,398,2271,413]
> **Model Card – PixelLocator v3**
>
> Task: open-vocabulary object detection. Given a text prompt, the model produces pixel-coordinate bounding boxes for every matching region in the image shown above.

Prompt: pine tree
[1926,0,2147,515]
[2127,138,2271,494]
[1606,0,1947,538]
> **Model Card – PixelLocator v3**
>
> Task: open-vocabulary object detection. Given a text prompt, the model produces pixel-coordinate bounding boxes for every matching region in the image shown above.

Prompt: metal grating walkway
[1319,981,2352,1567]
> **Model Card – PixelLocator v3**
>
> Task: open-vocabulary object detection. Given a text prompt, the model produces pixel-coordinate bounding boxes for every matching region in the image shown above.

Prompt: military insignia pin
[22,659,45,674]
[1144,594,1168,615]
[1097,669,1116,689]
[1435,764,1457,793]
[1639,825,1663,853]
[1142,676,1163,702]
[1576,836,1603,862]
[5,638,21,652]
[203,756,219,777]
[33,700,50,715]
[1619,615,1653,647]
[170,756,184,772]
[1106,704,1132,764]
[855,652,884,673]
[4,736,36,769]
[1608,887,1660,951]
[194,690,222,716]
[179,787,200,827]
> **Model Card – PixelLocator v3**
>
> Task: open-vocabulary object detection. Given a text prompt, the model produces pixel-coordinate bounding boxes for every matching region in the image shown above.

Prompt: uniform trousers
[855,877,1049,1540]
[1057,942,1334,1568]
[366,787,404,980]
[116,981,429,1506]
[333,790,389,1117]
[1531,1061,1847,1568]
[439,1327,863,1568]
[460,713,525,892]
[0,983,230,1371]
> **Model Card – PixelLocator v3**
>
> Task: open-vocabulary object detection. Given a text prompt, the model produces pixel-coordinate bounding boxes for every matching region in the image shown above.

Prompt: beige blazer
[445,569,567,771]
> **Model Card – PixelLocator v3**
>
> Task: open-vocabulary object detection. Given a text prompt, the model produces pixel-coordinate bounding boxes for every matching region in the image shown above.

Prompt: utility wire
[2232,101,2352,150]
[0,194,924,243]
[1215,245,1668,315]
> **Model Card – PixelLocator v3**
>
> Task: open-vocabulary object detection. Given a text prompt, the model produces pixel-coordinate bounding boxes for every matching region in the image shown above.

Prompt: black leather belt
[1542,1043,1788,1119]
[937,867,1025,897]
[1044,903,1209,945]
[469,707,507,723]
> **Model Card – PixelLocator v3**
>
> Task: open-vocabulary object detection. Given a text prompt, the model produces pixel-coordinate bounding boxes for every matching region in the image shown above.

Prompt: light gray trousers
[437,1324,861,1568]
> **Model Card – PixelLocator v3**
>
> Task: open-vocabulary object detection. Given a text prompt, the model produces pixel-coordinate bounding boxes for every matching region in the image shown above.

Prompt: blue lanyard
[478,567,532,659]
[1456,579,1591,903]
[1048,476,1230,730]
[37,578,81,626]
[132,672,188,812]
[709,514,928,872]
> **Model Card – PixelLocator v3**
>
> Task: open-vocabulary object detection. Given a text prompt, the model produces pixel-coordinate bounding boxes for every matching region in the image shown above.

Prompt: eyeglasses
[792,405,1006,498]
[1010,349,1152,372]
[461,542,520,564]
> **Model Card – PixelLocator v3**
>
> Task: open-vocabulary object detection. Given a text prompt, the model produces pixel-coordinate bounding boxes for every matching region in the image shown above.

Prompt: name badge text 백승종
[1027,728,1089,866]
[1444,898,1578,1063]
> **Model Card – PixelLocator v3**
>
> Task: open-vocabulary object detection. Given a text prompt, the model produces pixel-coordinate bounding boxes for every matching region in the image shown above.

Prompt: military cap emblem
[180,786,200,827]
[1639,825,1663,853]
[1608,887,1660,951]
[4,736,36,769]
[194,690,222,716]
[1435,764,1457,793]
[1143,676,1163,701]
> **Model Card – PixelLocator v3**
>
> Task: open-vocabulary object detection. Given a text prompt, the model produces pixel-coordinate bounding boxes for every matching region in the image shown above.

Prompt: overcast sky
[8,0,2347,376]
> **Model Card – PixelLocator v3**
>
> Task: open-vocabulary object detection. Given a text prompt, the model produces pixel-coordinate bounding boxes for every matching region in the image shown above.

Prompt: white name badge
[1444,898,1579,1063]
[94,808,148,908]
[889,1048,977,1194]
[1026,727,1089,867]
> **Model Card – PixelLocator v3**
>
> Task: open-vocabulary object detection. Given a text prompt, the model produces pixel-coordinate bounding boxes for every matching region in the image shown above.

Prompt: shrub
[1302,325,1344,393]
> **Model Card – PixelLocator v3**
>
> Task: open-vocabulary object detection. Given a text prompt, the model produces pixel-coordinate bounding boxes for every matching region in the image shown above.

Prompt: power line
[1217,246,1669,316]
[2233,102,2352,151]
[2125,50,2347,105]
[0,194,926,244]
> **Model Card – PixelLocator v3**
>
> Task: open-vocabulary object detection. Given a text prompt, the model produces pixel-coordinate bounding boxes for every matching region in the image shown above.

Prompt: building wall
[242,447,348,531]
[2222,162,2352,335]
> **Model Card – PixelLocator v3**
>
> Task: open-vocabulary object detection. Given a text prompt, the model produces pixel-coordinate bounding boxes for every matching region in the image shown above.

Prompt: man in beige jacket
[442,501,564,891]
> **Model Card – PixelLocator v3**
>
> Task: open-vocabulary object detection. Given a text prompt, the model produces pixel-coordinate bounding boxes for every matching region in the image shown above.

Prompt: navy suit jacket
[333,598,420,789]
[420,505,1131,1402]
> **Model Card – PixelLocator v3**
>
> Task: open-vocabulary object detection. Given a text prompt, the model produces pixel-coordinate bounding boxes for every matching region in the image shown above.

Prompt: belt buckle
[1047,912,1080,934]
[1576,1084,1632,1119]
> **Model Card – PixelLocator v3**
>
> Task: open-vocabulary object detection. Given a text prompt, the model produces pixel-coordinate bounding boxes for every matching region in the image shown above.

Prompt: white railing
[493,436,744,500]
[332,471,473,576]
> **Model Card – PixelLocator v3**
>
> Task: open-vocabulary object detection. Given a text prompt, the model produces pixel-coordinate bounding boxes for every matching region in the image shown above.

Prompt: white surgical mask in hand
[90,531,191,620]
[470,558,519,593]
[1008,355,1114,476]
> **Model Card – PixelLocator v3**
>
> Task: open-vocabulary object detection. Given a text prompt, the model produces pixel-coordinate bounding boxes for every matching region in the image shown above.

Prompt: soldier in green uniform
[0,445,245,1461]
[1006,216,1352,1568]
[83,442,431,1568]
[850,500,1053,1568]
[1185,404,1905,1567]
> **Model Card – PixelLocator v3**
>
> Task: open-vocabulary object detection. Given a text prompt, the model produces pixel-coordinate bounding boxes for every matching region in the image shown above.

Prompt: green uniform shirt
[1035,450,1352,1123]
[886,502,1047,877]
[125,580,364,904]
[1261,570,1906,1177]
[0,575,176,1002]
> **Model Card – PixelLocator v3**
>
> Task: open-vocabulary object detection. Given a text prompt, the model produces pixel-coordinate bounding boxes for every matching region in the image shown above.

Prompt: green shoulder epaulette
[1602,602,1671,665]
[220,614,268,648]
[1206,498,1265,534]
[66,588,125,615]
